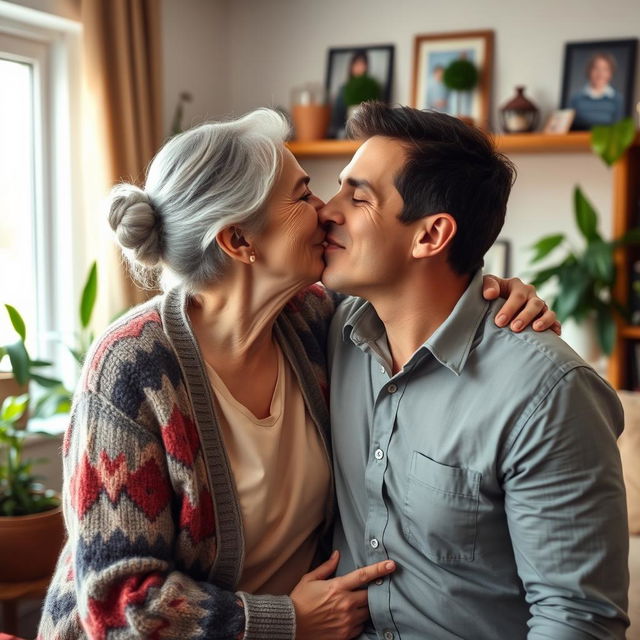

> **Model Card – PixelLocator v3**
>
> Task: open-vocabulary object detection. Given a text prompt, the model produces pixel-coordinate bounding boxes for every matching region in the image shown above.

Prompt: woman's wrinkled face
[253,148,326,287]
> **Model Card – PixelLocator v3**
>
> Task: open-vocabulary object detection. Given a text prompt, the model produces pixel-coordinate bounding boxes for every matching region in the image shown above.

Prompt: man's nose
[318,197,343,225]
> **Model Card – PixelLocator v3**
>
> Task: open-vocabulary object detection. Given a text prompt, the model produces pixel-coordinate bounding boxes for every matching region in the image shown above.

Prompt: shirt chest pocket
[401,451,481,563]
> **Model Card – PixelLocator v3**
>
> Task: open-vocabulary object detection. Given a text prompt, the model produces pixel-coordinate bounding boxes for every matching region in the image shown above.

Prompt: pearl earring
[249,252,256,263]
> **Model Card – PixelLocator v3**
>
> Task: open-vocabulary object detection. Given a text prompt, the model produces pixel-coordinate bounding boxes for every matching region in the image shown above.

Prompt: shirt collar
[342,270,489,376]
[583,83,615,99]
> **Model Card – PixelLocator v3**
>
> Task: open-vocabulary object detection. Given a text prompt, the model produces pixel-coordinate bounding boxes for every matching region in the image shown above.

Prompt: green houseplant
[0,393,65,581]
[528,117,638,356]
[0,261,99,582]
[443,58,479,123]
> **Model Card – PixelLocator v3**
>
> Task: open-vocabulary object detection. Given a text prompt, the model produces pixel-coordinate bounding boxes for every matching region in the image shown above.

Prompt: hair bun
[108,183,162,266]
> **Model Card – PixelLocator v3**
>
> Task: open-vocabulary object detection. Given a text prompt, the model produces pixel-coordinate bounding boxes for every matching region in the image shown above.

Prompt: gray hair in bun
[108,184,162,267]
[106,108,290,292]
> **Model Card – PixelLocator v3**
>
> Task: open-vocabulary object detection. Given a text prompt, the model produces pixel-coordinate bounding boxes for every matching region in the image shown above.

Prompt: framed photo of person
[325,44,394,138]
[560,38,638,130]
[411,30,494,130]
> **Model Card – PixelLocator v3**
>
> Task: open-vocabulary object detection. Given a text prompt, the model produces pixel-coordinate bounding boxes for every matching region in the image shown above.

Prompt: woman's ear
[412,213,457,260]
[216,226,254,264]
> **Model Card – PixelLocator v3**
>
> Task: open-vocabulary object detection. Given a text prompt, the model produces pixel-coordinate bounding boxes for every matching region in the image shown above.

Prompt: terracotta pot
[0,373,28,429]
[292,104,330,141]
[0,503,65,582]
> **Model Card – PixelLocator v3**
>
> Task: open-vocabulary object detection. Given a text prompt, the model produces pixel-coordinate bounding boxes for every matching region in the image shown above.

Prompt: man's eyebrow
[338,176,378,198]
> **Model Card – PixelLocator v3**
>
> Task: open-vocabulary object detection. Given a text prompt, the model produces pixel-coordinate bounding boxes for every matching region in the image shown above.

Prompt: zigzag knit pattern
[37,284,335,640]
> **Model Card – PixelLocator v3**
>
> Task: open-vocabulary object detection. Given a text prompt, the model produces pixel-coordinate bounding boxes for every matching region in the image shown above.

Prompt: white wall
[161,0,230,135]
[219,0,638,278]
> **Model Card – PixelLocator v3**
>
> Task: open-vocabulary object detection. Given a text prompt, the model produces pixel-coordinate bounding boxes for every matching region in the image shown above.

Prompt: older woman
[38,109,556,640]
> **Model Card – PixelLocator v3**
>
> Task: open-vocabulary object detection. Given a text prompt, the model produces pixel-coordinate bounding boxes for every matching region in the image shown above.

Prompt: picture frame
[560,38,638,130]
[543,109,575,134]
[411,30,494,130]
[325,44,394,138]
[484,239,510,278]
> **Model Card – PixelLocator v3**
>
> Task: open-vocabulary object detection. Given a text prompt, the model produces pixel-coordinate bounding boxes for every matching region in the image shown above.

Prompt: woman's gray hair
[107,108,290,292]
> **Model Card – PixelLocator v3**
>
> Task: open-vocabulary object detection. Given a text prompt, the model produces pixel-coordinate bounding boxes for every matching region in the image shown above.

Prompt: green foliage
[0,306,61,389]
[80,261,97,329]
[0,395,60,516]
[591,117,636,167]
[0,261,99,417]
[443,59,479,91]
[528,118,638,355]
[342,75,381,107]
[529,186,639,355]
[0,262,104,517]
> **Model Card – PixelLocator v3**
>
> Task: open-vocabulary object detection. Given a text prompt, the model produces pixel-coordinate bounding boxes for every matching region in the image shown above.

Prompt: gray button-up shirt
[328,271,629,640]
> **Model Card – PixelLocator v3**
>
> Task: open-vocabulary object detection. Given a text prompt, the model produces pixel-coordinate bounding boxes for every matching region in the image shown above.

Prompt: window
[0,6,81,386]
[0,37,45,354]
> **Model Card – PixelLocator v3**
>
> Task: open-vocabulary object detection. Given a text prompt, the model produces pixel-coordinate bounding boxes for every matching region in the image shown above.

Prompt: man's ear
[412,213,457,259]
[216,226,254,264]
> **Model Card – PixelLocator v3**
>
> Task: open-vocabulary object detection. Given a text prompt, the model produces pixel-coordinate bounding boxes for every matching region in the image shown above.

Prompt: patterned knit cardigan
[37,284,336,640]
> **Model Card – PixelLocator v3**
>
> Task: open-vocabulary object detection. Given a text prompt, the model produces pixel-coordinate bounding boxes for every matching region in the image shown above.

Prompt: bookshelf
[288,132,640,390]
[609,142,640,389]
[287,131,596,157]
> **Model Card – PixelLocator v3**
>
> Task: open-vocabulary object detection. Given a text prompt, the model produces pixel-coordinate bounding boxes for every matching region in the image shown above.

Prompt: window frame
[0,1,82,386]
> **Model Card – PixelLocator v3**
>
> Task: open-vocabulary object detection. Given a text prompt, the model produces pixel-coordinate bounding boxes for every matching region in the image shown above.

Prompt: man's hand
[482,275,561,335]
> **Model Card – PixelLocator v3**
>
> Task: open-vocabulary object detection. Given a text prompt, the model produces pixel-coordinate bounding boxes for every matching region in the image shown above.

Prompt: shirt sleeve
[501,367,629,639]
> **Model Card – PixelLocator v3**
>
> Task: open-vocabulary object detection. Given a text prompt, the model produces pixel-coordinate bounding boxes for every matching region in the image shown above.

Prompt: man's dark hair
[346,102,516,275]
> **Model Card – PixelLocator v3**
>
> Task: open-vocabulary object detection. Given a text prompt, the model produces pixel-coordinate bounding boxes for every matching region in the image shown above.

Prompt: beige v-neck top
[205,343,331,595]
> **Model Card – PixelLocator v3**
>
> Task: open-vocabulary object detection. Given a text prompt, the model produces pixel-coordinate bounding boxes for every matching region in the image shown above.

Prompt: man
[319,103,629,639]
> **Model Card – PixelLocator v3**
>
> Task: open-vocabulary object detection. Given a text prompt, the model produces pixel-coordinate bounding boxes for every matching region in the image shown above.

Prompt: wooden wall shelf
[287,132,610,157]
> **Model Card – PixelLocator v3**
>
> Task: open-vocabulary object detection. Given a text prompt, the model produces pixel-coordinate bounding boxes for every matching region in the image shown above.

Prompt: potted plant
[0,261,99,582]
[0,394,65,581]
[0,306,66,425]
[443,57,479,125]
[0,261,99,419]
[528,118,638,360]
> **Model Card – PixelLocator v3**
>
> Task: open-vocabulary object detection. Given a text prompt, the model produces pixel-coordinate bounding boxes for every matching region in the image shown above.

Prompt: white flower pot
[561,315,606,373]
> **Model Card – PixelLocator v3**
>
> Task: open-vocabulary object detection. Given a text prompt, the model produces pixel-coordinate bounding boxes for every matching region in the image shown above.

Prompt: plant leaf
[28,359,53,368]
[530,234,565,263]
[595,304,616,355]
[80,262,98,329]
[528,264,564,288]
[5,341,30,385]
[0,394,29,423]
[574,187,600,242]
[583,240,614,285]
[553,264,590,322]
[5,304,26,341]
[29,373,63,388]
[590,117,636,167]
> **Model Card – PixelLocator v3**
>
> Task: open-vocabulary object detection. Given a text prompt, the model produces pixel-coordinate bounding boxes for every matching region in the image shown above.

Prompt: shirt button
[387,383,397,393]
[370,538,379,549]
[374,448,384,460]
[375,577,384,585]
[380,365,385,373]
[384,631,394,640]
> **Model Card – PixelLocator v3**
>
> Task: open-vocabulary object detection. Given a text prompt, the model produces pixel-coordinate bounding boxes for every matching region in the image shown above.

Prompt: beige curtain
[81,0,163,309]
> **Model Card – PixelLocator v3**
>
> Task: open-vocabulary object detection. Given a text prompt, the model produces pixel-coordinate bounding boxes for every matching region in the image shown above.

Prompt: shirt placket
[364,354,404,640]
